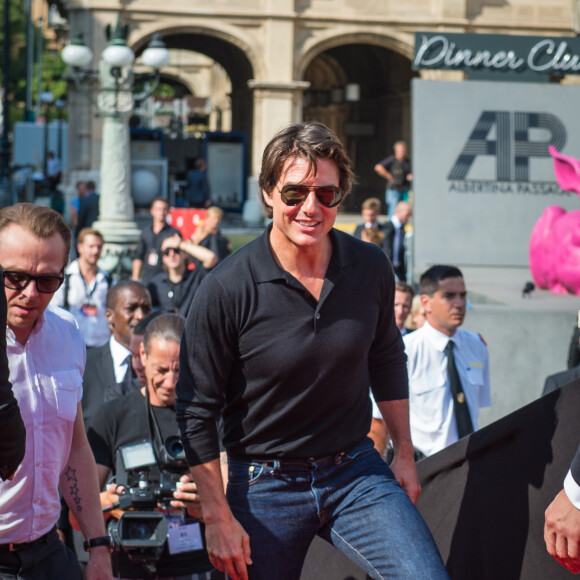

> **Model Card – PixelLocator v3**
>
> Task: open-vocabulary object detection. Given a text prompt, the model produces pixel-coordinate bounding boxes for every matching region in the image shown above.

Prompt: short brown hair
[361,197,382,213]
[77,227,103,245]
[0,203,71,267]
[395,281,414,299]
[151,197,169,208]
[258,122,355,219]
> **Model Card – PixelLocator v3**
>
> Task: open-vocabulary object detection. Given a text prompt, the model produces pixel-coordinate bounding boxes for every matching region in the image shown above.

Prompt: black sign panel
[413,32,580,80]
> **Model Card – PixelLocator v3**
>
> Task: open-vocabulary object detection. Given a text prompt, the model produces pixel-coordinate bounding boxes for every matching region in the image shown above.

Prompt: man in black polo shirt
[132,198,180,283]
[88,314,214,579]
[176,122,448,580]
[147,235,210,318]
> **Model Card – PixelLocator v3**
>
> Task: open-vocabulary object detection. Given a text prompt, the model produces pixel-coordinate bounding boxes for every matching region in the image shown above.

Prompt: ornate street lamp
[61,15,170,274]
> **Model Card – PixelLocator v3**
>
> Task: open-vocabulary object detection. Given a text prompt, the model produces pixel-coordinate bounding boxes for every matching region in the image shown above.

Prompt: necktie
[445,340,474,439]
[122,353,133,382]
[393,226,403,266]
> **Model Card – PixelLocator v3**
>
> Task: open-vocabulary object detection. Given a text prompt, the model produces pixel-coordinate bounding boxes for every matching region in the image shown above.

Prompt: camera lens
[165,436,185,460]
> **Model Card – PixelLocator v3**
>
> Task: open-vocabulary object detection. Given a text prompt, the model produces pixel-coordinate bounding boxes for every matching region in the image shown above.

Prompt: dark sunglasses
[278,184,344,208]
[2,270,64,294]
[161,247,180,257]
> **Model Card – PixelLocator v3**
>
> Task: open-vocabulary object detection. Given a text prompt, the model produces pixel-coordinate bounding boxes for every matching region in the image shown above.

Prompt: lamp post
[54,98,65,165]
[39,90,54,180]
[61,15,170,273]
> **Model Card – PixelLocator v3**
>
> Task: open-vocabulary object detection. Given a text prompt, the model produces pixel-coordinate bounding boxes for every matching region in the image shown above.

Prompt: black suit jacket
[82,343,133,429]
[543,371,580,488]
[572,444,580,488]
[382,220,406,281]
[352,222,386,240]
[542,365,580,396]
[0,277,25,480]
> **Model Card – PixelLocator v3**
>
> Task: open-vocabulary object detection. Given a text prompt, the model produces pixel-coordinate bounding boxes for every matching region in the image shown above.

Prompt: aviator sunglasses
[278,184,344,208]
[2,270,64,294]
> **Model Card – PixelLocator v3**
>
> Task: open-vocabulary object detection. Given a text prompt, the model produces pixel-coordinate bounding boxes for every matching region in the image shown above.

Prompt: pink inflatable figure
[529,146,580,295]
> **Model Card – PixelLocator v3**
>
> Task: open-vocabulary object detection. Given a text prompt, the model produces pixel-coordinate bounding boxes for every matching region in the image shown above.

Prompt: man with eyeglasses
[147,234,211,317]
[176,122,448,580]
[0,203,112,579]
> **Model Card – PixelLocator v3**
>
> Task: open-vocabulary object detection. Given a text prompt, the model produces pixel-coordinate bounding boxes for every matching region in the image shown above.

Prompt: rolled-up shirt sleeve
[368,256,408,403]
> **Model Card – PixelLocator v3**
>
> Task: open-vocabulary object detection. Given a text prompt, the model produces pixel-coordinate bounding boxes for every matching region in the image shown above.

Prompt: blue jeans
[386,189,407,216]
[226,439,448,580]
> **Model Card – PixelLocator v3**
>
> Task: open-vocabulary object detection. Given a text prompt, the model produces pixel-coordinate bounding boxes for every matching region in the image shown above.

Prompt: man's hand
[101,484,127,521]
[204,515,252,580]
[162,234,183,252]
[170,473,203,520]
[545,489,580,573]
[390,451,421,505]
[84,546,113,580]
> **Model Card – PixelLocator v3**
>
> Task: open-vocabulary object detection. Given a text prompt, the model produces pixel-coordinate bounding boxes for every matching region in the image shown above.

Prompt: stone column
[91,58,141,272]
[247,80,310,179]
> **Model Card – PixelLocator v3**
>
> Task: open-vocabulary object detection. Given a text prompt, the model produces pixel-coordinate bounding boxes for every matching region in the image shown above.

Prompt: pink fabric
[529,147,580,295]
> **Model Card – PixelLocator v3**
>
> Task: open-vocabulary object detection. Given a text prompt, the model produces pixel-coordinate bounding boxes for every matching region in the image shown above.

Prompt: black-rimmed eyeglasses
[277,184,344,208]
[2,270,64,294]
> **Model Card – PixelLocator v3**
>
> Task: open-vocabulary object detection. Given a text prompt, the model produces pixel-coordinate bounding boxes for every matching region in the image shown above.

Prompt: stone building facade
[60,0,578,208]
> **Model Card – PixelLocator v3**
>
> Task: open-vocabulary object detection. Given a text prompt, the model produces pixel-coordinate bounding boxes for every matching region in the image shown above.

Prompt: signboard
[412,79,580,271]
[413,32,580,80]
[205,132,246,212]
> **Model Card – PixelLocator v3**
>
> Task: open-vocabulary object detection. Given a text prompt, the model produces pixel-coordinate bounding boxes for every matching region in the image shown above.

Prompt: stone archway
[131,25,257,175]
[297,34,415,211]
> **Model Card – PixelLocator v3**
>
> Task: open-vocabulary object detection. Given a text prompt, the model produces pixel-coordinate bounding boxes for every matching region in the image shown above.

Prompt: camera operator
[87,314,214,579]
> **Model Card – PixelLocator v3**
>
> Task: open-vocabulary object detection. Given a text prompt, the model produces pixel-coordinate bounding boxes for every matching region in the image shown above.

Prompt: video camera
[105,437,190,575]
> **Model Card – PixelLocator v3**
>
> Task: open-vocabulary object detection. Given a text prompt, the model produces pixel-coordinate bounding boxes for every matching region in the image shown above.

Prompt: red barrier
[167,208,207,241]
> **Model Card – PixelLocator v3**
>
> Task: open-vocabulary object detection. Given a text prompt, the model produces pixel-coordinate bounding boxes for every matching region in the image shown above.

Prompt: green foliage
[0,0,27,99]
[134,80,175,99]
[154,83,175,99]
[0,2,67,126]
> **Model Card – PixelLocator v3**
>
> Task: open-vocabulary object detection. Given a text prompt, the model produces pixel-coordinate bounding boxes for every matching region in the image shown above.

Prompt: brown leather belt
[0,525,57,552]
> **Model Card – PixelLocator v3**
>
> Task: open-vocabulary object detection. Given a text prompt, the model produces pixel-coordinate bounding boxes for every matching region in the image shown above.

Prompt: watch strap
[83,535,113,552]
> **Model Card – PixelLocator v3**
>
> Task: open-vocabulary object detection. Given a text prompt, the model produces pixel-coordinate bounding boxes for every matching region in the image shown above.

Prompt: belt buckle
[8,543,19,552]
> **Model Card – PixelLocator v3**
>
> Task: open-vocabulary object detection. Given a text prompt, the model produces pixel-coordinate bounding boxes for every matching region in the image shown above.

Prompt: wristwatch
[83,535,114,552]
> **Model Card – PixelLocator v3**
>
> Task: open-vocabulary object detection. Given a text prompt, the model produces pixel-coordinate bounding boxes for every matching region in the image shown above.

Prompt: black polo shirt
[147,261,207,318]
[176,225,407,465]
[135,223,181,282]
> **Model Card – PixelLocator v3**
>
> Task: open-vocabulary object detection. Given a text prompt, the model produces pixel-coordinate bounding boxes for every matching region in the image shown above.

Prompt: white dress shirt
[0,306,85,542]
[52,260,112,347]
[564,470,580,509]
[404,321,491,457]
[46,156,61,178]
[110,335,132,384]
[390,215,404,267]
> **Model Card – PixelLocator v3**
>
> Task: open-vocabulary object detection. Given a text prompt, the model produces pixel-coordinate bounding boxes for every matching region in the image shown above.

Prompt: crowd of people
[0,121,578,580]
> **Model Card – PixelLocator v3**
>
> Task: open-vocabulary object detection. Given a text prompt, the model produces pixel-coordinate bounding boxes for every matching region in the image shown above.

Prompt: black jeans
[0,529,81,580]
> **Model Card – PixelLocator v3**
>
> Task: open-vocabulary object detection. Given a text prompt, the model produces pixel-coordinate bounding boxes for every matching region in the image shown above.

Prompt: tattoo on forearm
[64,465,83,513]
